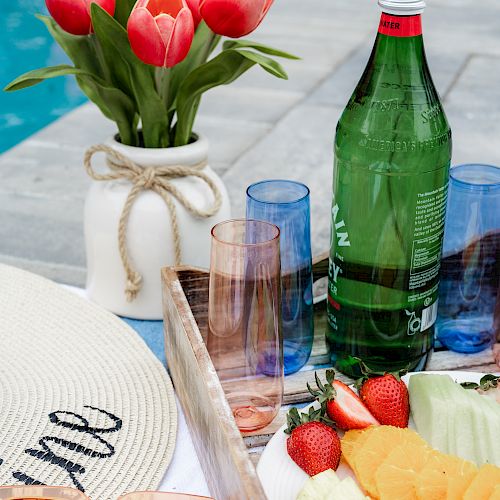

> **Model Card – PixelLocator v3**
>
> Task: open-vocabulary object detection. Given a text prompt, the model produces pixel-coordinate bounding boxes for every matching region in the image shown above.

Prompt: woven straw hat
[0,264,177,499]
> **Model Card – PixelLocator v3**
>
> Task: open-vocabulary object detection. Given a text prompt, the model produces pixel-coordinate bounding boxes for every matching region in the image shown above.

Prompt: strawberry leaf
[285,407,302,434]
[354,376,365,391]
[285,404,328,434]
[315,371,326,392]
[350,356,408,382]
[308,371,337,407]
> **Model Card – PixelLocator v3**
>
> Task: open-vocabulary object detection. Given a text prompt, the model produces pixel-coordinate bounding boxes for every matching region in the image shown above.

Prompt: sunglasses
[0,487,212,500]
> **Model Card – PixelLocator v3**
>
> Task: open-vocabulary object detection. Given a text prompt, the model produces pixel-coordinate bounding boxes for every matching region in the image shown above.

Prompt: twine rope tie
[84,144,222,302]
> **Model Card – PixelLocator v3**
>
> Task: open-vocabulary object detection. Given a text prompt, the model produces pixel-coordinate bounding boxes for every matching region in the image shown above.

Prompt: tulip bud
[45,0,116,36]
[186,0,202,28]
[127,0,195,68]
[199,0,273,38]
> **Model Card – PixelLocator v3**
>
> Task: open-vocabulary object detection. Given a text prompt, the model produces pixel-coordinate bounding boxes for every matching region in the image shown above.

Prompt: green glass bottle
[327,0,452,377]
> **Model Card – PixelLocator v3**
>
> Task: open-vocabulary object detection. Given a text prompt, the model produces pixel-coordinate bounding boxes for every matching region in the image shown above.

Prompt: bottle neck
[378,13,422,38]
[369,12,426,70]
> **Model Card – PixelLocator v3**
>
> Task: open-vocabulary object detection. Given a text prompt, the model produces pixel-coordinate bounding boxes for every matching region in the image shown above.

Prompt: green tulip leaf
[114,0,136,27]
[77,75,138,146]
[4,65,98,91]
[230,49,289,79]
[168,22,221,116]
[175,49,258,146]
[91,4,169,147]
[36,14,103,78]
[90,4,136,100]
[174,42,294,145]
[35,13,123,124]
[223,40,300,60]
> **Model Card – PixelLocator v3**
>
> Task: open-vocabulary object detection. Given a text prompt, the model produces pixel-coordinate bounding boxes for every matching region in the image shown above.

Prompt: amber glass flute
[208,219,283,432]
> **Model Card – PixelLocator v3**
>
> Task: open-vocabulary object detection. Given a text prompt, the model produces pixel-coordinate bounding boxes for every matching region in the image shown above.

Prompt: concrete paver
[1,0,499,285]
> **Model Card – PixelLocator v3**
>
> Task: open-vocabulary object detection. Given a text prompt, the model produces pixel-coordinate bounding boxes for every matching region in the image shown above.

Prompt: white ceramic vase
[84,134,231,320]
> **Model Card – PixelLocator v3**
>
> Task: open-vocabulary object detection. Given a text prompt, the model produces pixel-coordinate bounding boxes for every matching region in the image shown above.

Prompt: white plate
[256,371,487,500]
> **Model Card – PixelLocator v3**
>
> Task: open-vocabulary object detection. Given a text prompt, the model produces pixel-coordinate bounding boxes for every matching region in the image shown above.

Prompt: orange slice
[375,465,418,500]
[341,428,371,467]
[415,452,477,500]
[352,426,426,498]
[463,464,500,500]
[375,442,432,500]
[489,485,500,500]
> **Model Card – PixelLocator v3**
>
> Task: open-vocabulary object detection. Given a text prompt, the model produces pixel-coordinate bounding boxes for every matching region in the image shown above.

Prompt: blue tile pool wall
[1,0,86,153]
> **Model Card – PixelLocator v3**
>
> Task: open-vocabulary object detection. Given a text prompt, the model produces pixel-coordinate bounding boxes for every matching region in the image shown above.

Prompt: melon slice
[296,469,340,499]
[465,388,500,466]
[331,476,369,500]
[409,373,500,467]
[441,376,478,463]
[296,469,368,500]
[408,374,451,453]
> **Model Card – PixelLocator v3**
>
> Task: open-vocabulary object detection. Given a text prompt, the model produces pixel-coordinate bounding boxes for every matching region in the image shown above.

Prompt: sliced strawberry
[285,407,341,476]
[308,370,379,431]
[327,380,380,430]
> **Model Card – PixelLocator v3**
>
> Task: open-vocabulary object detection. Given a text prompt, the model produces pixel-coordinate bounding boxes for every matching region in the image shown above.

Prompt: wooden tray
[161,254,498,500]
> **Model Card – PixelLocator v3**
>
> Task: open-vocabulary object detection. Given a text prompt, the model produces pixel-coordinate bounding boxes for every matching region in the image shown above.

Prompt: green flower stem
[171,31,218,146]
[203,31,219,62]
[157,67,171,110]
[116,119,135,145]
[155,66,171,146]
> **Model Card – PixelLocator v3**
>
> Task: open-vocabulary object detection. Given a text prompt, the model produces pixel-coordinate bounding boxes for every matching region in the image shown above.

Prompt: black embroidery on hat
[12,406,122,493]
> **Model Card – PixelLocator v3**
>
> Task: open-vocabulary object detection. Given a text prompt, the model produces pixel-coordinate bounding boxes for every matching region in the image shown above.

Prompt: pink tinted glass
[208,219,283,432]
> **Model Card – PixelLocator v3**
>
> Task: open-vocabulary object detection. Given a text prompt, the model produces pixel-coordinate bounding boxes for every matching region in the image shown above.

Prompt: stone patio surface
[1,0,499,285]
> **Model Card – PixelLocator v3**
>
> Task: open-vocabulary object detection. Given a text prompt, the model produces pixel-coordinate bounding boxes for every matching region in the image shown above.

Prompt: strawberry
[285,406,341,476]
[308,370,379,431]
[355,359,410,428]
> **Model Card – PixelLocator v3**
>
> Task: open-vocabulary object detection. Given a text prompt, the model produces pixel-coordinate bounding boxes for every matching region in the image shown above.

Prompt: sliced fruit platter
[257,363,500,500]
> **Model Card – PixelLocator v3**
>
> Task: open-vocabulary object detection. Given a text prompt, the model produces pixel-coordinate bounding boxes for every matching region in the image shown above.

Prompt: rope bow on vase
[84,144,222,302]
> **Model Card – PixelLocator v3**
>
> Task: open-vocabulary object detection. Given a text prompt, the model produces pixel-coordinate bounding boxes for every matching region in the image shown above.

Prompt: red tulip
[186,0,202,28]
[45,0,115,35]
[127,0,194,68]
[199,0,273,38]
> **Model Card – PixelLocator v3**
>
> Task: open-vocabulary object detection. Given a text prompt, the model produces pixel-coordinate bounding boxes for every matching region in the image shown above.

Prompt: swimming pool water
[1,0,87,153]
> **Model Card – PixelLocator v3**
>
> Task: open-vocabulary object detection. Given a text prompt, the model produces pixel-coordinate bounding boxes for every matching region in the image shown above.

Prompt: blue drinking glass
[436,164,500,353]
[246,180,314,374]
